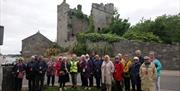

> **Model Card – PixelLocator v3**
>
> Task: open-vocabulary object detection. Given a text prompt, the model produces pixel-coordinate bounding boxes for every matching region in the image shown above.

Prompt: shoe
[64,87,67,90]
[88,87,91,90]
[59,88,62,91]
[84,87,88,90]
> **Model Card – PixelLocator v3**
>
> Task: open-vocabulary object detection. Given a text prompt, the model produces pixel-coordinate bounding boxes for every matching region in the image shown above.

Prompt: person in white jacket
[101,55,115,91]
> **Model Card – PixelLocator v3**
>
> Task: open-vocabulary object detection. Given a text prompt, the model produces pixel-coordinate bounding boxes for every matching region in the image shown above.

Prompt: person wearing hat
[139,56,157,91]
[130,57,142,91]
[12,57,26,91]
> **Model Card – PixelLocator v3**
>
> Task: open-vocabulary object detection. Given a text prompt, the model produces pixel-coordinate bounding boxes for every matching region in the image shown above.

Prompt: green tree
[100,8,130,36]
[129,14,180,44]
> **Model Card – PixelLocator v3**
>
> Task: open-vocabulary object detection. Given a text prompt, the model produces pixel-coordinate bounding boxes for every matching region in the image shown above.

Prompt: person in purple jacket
[86,54,94,90]
[79,55,88,89]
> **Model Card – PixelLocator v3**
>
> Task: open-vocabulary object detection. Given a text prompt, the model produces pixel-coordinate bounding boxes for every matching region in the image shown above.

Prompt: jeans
[47,75,55,86]
[156,76,160,91]
[28,79,35,91]
[115,80,123,91]
[124,77,130,91]
[15,78,23,91]
[71,72,77,86]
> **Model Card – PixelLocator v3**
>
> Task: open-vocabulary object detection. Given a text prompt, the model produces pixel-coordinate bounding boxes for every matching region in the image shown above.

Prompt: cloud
[0,0,179,54]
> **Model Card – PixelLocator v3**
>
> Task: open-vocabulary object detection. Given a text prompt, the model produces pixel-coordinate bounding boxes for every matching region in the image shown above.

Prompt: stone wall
[86,40,180,70]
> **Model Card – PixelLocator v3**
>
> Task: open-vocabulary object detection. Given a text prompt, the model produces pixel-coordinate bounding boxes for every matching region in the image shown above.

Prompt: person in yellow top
[121,54,132,91]
[140,56,157,91]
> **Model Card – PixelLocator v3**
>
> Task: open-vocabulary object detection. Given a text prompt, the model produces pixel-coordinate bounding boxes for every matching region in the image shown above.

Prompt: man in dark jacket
[26,56,36,91]
[135,50,144,65]
[130,57,141,91]
[34,56,48,91]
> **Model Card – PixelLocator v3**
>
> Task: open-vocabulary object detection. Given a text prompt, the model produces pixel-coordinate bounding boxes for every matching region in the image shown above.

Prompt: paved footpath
[0,67,180,91]
[160,70,180,91]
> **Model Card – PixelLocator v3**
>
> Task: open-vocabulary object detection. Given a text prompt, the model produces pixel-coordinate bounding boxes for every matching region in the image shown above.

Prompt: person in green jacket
[70,54,78,88]
[149,51,162,91]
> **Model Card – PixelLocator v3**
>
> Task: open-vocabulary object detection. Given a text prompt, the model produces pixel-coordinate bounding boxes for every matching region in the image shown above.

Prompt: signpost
[0,25,4,45]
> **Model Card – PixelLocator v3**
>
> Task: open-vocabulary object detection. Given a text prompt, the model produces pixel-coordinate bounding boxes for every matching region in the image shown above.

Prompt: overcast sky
[0,0,179,54]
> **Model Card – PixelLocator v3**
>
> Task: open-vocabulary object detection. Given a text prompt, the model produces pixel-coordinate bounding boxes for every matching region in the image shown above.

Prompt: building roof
[22,31,52,43]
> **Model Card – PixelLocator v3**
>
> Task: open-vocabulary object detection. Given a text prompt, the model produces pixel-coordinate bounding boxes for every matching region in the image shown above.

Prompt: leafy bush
[130,14,180,44]
[77,33,125,43]
[123,30,162,43]
[71,42,88,56]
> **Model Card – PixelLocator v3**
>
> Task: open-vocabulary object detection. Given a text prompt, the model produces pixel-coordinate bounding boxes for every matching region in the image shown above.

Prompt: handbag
[17,72,24,79]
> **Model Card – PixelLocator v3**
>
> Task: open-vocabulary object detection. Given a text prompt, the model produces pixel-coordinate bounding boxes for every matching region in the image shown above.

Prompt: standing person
[113,56,124,91]
[46,57,55,86]
[12,57,26,91]
[122,54,132,91]
[86,54,94,90]
[130,57,141,91]
[101,55,115,91]
[79,55,88,89]
[135,50,144,65]
[34,56,48,91]
[149,51,162,91]
[59,57,70,91]
[26,56,36,91]
[94,55,103,89]
[70,54,78,88]
[54,56,62,89]
[140,56,157,91]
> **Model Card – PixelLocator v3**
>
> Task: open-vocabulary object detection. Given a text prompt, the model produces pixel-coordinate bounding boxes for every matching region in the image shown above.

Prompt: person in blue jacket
[149,51,162,91]
[130,57,141,91]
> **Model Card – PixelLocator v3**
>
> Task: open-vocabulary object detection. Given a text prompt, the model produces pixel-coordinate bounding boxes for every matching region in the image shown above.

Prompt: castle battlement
[92,3,114,15]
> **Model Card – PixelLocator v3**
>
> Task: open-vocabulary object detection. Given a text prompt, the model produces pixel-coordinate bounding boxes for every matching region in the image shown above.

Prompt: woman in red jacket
[113,55,124,91]
[54,56,62,84]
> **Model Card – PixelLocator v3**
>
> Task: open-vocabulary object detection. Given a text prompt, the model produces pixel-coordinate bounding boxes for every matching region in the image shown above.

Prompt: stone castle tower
[91,3,114,31]
[57,0,114,47]
[57,0,88,47]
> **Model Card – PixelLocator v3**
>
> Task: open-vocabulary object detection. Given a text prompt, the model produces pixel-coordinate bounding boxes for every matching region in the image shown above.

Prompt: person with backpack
[113,56,124,91]
[46,57,55,86]
[26,56,36,91]
[12,57,26,91]
[149,51,162,91]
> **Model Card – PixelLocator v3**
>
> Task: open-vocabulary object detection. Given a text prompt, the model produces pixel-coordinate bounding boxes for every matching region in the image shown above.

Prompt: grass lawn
[43,86,101,91]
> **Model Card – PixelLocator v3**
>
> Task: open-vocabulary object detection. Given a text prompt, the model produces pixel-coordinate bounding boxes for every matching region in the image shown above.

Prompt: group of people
[12,50,162,91]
